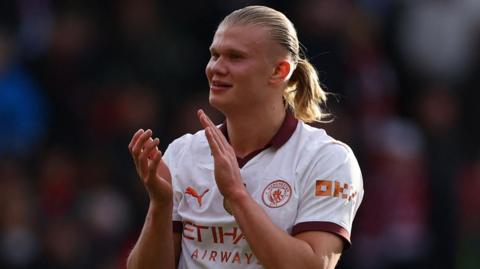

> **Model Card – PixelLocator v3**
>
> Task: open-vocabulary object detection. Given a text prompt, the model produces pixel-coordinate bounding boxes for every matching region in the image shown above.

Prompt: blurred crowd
[1,0,479,268]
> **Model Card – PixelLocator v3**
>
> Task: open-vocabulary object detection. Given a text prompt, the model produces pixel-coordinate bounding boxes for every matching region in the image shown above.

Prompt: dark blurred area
[0,0,479,268]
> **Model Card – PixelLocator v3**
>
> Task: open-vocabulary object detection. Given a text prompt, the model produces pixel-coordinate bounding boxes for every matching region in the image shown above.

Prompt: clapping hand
[128,129,173,206]
[197,110,246,200]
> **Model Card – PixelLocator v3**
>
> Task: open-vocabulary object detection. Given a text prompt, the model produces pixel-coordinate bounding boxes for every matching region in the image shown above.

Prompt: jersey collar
[269,109,298,149]
[219,110,298,168]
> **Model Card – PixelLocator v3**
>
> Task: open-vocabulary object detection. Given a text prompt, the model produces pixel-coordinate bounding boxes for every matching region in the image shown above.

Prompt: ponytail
[284,58,329,123]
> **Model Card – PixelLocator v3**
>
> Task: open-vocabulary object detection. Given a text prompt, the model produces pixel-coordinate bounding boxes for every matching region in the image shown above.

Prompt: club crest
[262,180,292,208]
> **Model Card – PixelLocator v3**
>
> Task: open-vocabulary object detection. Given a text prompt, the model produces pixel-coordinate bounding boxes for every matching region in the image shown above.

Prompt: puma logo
[185,187,210,206]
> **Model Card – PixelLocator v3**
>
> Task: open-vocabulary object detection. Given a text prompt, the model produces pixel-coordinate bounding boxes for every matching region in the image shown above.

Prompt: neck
[225,104,286,158]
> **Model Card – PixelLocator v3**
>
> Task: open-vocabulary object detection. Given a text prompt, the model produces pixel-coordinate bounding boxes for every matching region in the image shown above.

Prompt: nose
[206,56,228,77]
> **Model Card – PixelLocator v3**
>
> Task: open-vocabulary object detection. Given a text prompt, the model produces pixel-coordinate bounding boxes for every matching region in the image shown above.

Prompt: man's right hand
[128,129,173,206]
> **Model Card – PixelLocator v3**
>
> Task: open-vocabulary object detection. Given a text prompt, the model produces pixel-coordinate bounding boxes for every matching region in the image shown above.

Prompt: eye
[229,53,244,60]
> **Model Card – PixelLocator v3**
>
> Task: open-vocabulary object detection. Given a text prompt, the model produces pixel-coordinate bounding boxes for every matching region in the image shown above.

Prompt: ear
[270,60,292,84]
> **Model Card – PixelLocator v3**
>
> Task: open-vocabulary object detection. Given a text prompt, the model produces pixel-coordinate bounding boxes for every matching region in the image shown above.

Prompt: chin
[208,94,225,111]
[208,95,226,112]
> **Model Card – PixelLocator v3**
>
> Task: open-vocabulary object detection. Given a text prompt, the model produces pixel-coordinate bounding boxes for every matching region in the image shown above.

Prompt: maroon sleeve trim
[291,221,351,249]
[173,221,183,233]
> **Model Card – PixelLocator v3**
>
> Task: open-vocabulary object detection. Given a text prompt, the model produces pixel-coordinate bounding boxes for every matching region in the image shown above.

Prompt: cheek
[240,67,267,87]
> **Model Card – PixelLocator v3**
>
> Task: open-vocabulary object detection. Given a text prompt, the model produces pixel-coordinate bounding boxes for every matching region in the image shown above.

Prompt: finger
[148,144,160,159]
[139,137,159,162]
[197,109,212,129]
[150,143,163,159]
[200,110,229,143]
[198,110,230,152]
[198,109,217,129]
[128,129,144,152]
[139,138,159,177]
[148,148,162,184]
[197,110,220,148]
[132,129,153,157]
[132,130,153,169]
[209,124,229,154]
[157,159,172,184]
[205,127,223,157]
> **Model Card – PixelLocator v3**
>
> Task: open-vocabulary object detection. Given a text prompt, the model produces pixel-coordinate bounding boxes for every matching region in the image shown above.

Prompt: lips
[210,80,233,91]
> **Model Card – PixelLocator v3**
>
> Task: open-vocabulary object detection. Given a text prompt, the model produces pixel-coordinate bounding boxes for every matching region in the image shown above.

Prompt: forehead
[210,24,272,53]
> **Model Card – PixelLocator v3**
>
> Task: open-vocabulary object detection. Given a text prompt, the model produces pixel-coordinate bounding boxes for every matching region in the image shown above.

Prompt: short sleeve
[292,142,364,248]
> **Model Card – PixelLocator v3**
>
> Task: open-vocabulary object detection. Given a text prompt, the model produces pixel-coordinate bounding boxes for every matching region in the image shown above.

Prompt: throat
[226,122,278,158]
[223,107,287,160]
[231,138,269,159]
[236,146,270,168]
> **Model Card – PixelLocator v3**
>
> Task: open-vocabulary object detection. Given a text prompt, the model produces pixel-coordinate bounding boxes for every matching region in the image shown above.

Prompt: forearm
[228,191,332,269]
[127,202,175,269]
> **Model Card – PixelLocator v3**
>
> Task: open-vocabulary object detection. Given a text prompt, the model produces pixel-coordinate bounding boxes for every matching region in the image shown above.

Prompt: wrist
[146,201,173,229]
[224,187,250,213]
[148,200,173,215]
[229,186,249,202]
[223,178,248,201]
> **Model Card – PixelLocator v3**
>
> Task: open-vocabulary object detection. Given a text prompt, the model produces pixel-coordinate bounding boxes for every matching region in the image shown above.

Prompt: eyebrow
[209,46,249,56]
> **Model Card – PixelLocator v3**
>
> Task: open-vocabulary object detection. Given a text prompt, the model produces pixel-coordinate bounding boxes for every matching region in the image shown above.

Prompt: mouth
[210,80,233,91]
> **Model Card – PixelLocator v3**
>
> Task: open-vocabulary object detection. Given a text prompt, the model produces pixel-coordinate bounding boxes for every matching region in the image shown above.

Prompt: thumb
[157,159,172,183]
[154,150,171,183]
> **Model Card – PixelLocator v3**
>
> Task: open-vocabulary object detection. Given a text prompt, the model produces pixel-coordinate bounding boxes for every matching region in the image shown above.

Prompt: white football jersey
[163,113,364,269]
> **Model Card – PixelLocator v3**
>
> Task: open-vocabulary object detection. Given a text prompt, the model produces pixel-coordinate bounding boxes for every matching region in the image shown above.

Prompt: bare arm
[227,190,342,269]
[126,129,181,269]
[127,203,177,269]
[198,110,343,269]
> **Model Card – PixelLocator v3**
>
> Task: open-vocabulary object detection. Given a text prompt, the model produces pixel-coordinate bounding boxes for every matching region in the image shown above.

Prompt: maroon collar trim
[218,110,298,168]
[269,110,298,149]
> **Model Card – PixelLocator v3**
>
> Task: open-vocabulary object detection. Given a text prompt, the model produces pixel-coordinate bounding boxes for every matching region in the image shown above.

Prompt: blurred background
[0,0,479,268]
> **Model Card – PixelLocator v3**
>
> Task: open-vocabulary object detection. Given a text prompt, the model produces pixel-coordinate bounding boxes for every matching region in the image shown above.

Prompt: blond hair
[220,5,329,123]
